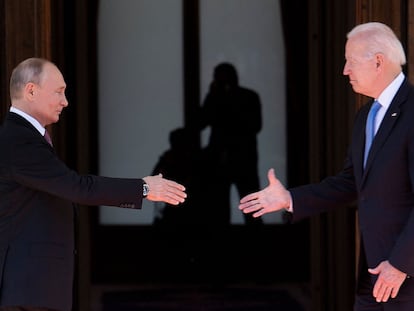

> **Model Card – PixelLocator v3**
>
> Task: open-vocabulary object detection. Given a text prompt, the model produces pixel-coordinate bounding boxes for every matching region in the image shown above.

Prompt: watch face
[143,183,149,196]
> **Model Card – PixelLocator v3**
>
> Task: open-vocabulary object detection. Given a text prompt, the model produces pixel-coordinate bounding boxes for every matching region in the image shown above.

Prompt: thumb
[267,168,277,185]
[368,266,380,275]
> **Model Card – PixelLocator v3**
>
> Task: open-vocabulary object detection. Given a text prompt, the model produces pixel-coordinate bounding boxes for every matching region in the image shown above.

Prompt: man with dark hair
[0,57,187,311]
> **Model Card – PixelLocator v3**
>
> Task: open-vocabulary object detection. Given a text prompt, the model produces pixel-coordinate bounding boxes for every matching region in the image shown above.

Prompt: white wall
[200,0,286,224]
[98,0,286,225]
[98,0,183,224]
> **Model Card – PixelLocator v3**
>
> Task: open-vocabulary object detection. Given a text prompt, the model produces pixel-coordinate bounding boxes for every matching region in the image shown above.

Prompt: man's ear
[24,83,36,99]
[375,53,384,69]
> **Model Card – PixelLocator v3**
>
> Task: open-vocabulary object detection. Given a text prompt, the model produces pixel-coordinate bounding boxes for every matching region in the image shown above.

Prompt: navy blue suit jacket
[0,113,144,310]
[290,78,414,299]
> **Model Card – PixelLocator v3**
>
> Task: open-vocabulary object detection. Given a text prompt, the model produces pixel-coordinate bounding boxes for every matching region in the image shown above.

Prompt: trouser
[354,294,414,311]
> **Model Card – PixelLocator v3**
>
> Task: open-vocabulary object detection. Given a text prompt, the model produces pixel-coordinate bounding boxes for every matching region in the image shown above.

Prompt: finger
[147,185,186,203]
[165,179,186,191]
[372,280,381,300]
[368,268,379,275]
[244,207,263,217]
[239,199,256,210]
[163,192,186,205]
[167,190,187,202]
[391,286,400,299]
[267,168,277,185]
[167,185,187,197]
[239,201,261,212]
[252,209,265,218]
[164,198,181,205]
[380,287,392,302]
[374,285,383,302]
[239,192,258,204]
[373,282,391,303]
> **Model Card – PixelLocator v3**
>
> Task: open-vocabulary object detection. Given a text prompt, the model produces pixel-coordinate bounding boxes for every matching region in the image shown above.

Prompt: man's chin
[50,116,60,124]
[351,85,360,93]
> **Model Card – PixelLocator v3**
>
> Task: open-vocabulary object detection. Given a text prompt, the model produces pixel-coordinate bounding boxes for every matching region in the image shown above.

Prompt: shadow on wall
[152,62,264,230]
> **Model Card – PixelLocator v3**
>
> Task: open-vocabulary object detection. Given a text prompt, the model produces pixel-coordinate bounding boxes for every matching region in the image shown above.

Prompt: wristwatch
[143,182,150,197]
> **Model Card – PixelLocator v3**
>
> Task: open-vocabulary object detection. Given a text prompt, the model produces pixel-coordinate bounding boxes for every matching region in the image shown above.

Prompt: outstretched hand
[238,168,292,218]
[143,174,187,205]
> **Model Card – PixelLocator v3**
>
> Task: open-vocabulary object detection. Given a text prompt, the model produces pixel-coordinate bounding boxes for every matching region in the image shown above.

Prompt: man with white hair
[239,22,414,310]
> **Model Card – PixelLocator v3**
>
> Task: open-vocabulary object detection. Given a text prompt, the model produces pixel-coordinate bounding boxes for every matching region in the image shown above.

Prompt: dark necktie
[364,100,381,168]
[44,130,53,147]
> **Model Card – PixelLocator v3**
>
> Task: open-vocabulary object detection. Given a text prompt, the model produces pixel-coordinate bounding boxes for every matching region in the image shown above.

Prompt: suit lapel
[362,79,409,181]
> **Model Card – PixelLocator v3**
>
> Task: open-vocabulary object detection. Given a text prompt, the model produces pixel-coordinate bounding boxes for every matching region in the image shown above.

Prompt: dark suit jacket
[290,78,414,299]
[0,113,144,311]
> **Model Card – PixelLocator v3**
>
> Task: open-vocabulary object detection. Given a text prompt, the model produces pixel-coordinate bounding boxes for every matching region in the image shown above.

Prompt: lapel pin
[391,112,397,117]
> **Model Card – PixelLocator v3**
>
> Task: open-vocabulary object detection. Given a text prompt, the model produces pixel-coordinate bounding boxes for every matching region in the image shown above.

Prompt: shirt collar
[377,72,405,110]
[10,106,46,136]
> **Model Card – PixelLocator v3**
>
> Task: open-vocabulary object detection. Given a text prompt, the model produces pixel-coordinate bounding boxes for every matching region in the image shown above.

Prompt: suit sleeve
[290,149,358,222]
[9,138,144,209]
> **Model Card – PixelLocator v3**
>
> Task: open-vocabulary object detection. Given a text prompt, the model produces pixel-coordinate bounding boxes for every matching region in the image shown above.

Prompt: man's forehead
[41,64,66,86]
[345,39,366,56]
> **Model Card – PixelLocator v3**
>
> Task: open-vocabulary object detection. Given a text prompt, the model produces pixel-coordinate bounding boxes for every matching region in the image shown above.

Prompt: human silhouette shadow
[151,127,227,277]
[152,127,202,228]
[198,62,263,227]
[151,127,226,231]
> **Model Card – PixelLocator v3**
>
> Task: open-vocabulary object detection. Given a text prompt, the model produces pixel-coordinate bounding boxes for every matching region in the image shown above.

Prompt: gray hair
[347,22,406,66]
[9,58,51,100]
